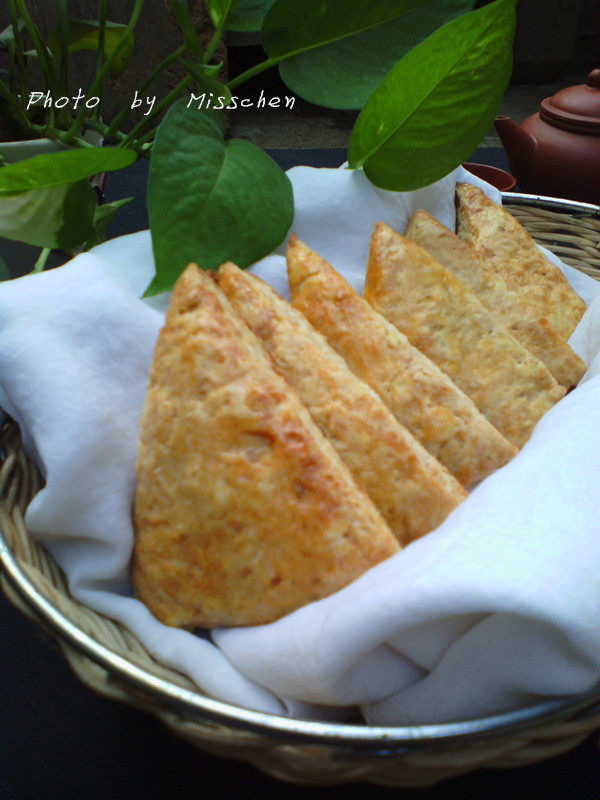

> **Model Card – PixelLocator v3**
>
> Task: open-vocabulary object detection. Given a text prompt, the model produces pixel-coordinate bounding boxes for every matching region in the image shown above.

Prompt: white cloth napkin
[2,164,600,725]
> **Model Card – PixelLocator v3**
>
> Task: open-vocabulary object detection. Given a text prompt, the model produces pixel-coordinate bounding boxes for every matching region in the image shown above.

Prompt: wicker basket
[2,193,600,788]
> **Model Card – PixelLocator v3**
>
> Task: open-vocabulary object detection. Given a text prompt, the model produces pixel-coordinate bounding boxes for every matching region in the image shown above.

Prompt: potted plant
[0,0,518,286]
[0,0,228,273]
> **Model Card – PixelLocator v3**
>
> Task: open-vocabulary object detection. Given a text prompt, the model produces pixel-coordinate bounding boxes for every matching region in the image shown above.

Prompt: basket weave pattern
[507,203,600,277]
[1,200,600,786]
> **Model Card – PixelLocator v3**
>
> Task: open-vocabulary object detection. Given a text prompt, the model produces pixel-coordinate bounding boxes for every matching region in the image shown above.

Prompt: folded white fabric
[1,164,600,725]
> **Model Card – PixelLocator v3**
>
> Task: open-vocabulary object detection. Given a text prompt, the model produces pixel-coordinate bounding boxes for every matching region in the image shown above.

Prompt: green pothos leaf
[0,147,136,196]
[47,20,134,80]
[147,99,293,296]
[262,0,476,109]
[0,180,97,249]
[348,0,517,190]
[81,196,133,251]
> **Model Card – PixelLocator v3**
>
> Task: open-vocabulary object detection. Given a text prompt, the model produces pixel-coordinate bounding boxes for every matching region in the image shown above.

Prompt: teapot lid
[540,69,600,134]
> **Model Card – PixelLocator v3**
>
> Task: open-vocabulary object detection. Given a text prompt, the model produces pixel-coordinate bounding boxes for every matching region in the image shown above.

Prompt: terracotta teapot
[494,69,600,204]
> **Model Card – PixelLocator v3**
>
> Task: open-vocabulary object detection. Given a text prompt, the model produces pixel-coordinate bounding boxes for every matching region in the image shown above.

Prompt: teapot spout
[494,116,536,182]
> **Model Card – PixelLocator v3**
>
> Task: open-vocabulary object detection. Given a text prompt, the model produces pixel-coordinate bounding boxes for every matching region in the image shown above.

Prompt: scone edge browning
[132,263,399,629]
[286,235,517,486]
[455,182,586,340]
[405,209,586,390]
[365,222,566,449]
[218,260,467,545]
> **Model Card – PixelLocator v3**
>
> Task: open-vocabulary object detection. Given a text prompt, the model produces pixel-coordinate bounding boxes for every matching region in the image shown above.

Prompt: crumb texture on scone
[132,263,399,629]
[287,236,517,487]
[455,183,586,341]
[218,260,467,545]
[365,222,566,449]
[406,210,586,390]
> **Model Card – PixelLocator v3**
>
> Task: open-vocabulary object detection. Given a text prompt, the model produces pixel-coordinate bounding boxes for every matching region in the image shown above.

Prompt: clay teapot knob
[587,69,600,89]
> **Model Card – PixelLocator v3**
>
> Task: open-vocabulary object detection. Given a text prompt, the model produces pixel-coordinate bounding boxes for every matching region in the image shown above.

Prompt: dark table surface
[2,147,600,800]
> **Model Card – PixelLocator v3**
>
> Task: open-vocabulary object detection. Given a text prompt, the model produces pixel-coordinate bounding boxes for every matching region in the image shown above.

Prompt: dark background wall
[512,0,599,83]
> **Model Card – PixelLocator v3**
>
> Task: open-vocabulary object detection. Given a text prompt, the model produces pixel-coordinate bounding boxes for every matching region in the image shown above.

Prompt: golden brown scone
[455,183,586,340]
[406,210,586,390]
[365,222,566,448]
[218,261,466,545]
[287,235,516,487]
[133,264,399,629]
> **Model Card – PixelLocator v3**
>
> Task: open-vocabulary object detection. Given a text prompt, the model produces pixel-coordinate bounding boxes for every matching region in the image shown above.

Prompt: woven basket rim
[2,191,600,752]
[4,513,600,747]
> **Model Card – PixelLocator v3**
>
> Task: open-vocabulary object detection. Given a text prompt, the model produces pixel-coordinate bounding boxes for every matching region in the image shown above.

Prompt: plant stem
[203,3,231,66]
[177,54,228,99]
[56,0,71,128]
[95,0,107,118]
[83,118,128,144]
[0,79,33,134]
[7,55,17,98]
[82,120,149,156]
[66,0,146,139]
[226,57,279,91]
[106,0,229,149]
[164,0,204,60]
[129,123,159,148]
[6,1,29,113]
[56,0,69,88]
[118,74,192,148]
[30,124,94,149]
[15,0,61,101]
[31,247,51,273]
[103,42,187,141]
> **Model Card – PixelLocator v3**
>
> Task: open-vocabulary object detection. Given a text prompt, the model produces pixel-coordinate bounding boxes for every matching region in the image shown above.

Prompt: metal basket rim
[2,191,600,751]
[500,192,600,215]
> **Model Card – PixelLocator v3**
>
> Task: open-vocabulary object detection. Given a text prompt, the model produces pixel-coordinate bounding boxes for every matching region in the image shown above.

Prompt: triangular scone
[455,183,586,340]
[405,210,586,390]
[218,261,467,545]
[133,264,399,629]
[286,236,516,487]
[365,223,566,449]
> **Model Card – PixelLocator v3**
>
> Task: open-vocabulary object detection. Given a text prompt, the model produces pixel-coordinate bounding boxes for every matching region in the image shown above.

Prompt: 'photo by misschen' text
[25,89,296,117]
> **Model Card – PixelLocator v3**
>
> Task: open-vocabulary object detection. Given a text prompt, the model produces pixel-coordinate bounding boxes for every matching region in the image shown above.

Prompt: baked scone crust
[406,210,586,390]
[287,236,517,487]
[218,261,467,545]
[365,222,566,449]
[455,183,586,341]
[132,264,399,629]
